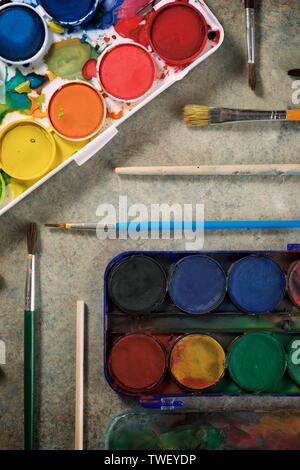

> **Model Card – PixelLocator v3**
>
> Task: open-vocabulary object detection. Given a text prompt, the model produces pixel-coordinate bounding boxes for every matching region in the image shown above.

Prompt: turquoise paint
[0,69,31,122]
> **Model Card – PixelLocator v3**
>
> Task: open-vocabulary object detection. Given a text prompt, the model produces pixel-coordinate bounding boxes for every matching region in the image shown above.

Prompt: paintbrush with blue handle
[45,220,300,232]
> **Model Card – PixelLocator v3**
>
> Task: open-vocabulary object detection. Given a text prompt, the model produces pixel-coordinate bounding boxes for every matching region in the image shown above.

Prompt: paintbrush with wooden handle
[184,105,300,126]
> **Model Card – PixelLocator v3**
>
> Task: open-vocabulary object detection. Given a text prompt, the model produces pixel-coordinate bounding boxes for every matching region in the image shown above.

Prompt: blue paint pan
[0,3,48,64]
[40,0,99,26]
[168,255,227,314]
[228,255,286,313]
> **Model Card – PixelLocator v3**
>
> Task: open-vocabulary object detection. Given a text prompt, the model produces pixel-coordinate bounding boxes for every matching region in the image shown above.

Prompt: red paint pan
[97,42,156,102]
[108,333,167,393]
[148,1,208,66]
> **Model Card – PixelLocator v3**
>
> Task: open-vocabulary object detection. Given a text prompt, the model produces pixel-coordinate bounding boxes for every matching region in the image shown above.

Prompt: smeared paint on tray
[106,411,300,450]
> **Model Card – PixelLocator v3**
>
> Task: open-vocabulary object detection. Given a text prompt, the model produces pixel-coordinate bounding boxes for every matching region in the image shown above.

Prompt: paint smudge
[0,69,31,122]
[117,0,152,20]
[29,95,47,119]
[108,413,300,450]
[105,97,126,119]
[26,72,48,90]
[201,428,225,450]
[109,429,160,451]
[114,14,151,47]
[227,415,300,450]
[82,58,97,80]
[44,38,92,80]
[159,429,205,451]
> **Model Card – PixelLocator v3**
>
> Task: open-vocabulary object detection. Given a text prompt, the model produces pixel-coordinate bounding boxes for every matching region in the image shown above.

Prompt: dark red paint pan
[148,1,208,66]
[108,333,167,393]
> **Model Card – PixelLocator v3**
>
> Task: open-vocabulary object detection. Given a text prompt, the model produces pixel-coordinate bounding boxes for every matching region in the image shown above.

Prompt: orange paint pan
[48,81,106,141]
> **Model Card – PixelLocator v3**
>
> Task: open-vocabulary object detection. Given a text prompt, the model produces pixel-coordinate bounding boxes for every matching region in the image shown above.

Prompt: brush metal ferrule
[245,8,255,64]
[210,108,287,124]
[25,254,35,311]
[66,223,97,230]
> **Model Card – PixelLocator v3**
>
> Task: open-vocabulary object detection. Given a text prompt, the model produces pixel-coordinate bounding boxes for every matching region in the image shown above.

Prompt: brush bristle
[248,63,256,90]
[27,223,38,255]
[184,105,210,127]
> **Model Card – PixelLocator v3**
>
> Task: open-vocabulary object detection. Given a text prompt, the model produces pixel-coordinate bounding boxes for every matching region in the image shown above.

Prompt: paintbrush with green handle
[24,223,38,450]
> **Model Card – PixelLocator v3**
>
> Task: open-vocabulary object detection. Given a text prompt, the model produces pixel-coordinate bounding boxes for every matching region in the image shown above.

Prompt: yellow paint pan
[0,120,56,181]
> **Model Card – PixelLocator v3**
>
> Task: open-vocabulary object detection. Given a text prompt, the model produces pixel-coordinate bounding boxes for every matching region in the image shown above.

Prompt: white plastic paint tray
[0,0,224,216]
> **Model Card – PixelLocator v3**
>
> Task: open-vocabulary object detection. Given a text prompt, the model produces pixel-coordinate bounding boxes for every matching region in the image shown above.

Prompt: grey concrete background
[1,0,300,450]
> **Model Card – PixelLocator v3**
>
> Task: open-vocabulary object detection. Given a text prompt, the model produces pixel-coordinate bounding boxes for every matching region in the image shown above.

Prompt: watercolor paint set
[0,0,223,216]
[104,250,300,403]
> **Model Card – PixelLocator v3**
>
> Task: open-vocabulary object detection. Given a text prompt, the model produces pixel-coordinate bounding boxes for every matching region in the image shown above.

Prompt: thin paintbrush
[184,105,300,126]
[46,220,300,232]
[24,223,38,450]
[245,0,256,90]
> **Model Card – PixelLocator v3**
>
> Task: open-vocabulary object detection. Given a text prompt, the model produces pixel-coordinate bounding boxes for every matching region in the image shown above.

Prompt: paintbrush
[184,105,300,126]
[245,0,256,90]
[24,222,38,450]
[136,0,158,17]
[45,220,300,232]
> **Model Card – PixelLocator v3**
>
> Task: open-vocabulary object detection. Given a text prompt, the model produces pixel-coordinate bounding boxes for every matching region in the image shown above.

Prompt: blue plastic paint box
[104,249,300,408]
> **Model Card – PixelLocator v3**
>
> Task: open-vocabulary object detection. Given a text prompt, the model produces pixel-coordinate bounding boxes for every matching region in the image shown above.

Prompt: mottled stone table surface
[1,0,300,450]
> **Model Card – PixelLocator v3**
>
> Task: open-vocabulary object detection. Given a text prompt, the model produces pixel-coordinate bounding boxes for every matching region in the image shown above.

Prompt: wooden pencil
[75,301,85,451]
